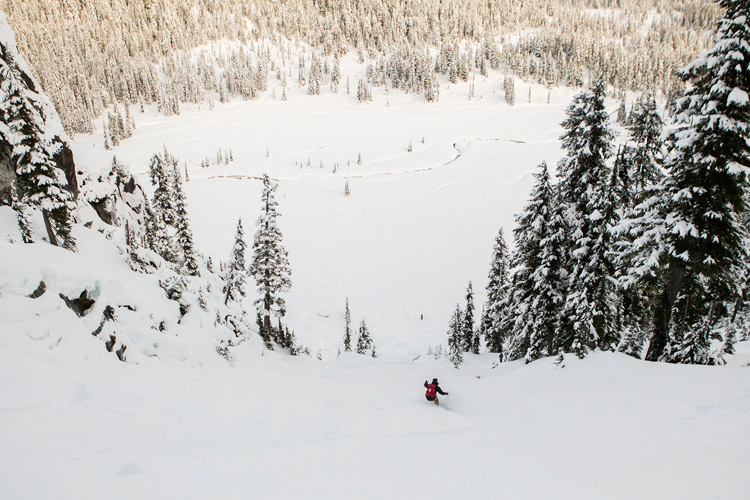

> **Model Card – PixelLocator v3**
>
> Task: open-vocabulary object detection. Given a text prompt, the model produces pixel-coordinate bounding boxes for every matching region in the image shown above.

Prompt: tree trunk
[42,209,58,247]
[263,290,272,332]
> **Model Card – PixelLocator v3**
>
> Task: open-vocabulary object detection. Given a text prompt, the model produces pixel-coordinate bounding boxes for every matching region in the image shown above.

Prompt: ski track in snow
[202,136,529,183]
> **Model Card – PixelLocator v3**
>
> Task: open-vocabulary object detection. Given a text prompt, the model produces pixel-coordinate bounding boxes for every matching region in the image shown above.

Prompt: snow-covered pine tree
[503,162,568,362]
[462,282,475,352]
[343,297,352,351]
[2,63,75,250]
[617,325,644,359]
[471,315,482,354]
[616,100,627,124]
[172,163,199,276]
[149,147,176,227]
[557,79,619,357]
[249,174,292,341]
[256,311,274,349]
[628,95,665,194]
[483,227,510,353]
[224,218,247,305]
[722,324,736,355]
[144,195,176,264]
[503,75,515,106]
[356,319,373,355]
[332,54,341,89]
[612,98,665,353]
[286,327,300,355]
[274,318,293,350]
[659,0,750,364]
[447,304,464,368]
[615,179,670,359]
[10,179,32,243]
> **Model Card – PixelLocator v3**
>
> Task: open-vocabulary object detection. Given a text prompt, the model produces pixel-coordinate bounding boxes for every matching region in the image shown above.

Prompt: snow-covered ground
[2,347,749,499]
[3,60,750,499]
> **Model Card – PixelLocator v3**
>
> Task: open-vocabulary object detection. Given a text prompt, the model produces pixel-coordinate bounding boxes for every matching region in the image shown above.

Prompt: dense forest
[0,0,720,134]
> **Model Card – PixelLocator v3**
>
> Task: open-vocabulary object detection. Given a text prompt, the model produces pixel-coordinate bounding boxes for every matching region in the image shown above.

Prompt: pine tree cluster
[479,0,750,366]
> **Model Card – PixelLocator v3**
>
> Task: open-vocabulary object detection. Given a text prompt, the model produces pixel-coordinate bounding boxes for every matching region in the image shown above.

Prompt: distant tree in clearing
[356,319,373,355]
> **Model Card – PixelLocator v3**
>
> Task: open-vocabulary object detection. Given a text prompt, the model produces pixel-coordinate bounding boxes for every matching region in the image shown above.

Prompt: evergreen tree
[447,304,464,368]
[628,95,665,194]
[149,147,176,227]
[332,54,341,88]
[10,179,33,243]
[144,196,176,263]
[343,297,352,351]
[613,108,663,349]
[462,282,475,352]
[356,319,373,355]
[470,328,481,355]
[557,79,618,357]
[615,180,670,358]
[249,174,292,335]
[483,227,510,353]
[224,218,247,305]
[617,326,644,359]
[256,311,274,349]
[504,163,568,362]
[722,324,737,356]
[616,100,627,124]
[658,0,750,364]
[172,163,199,276]
[503,75,515,106]
[287,327,300,355]
[478,303,490,349]
[2,64,75,250]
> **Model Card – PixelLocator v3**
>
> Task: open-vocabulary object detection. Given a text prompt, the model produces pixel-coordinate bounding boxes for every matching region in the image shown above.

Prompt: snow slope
[1,350,748,500]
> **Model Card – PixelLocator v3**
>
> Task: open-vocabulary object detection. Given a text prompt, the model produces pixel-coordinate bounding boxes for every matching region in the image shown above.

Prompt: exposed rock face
[0,136,13,203]
[59,289,96,317]
[53,140,78,197]
[80,162,149,227]
[0,13,77,205]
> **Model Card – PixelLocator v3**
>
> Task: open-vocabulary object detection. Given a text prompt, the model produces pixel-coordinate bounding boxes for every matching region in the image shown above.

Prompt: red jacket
[424,380,447,396]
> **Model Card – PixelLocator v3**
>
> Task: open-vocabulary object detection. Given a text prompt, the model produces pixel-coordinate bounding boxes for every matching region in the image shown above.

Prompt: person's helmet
[432,378,438,384]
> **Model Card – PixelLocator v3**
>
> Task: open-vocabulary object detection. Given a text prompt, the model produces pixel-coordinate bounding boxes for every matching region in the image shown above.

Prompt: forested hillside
[0,0,719,134]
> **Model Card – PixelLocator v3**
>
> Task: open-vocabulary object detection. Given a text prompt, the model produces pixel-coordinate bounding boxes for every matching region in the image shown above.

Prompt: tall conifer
[224,218,247,305]
[483,227,510,353]
[249,174,292,335]
[658,0,750,363]
[557,79,618,357]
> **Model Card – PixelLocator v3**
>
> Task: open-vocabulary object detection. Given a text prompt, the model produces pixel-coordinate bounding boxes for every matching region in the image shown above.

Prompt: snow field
[1,350,748,499]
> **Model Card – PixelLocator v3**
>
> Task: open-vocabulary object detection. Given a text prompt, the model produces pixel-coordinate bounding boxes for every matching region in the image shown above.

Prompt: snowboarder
[424,378,448,406]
